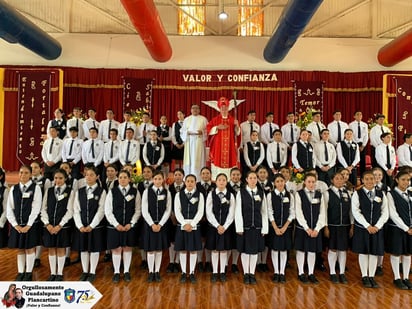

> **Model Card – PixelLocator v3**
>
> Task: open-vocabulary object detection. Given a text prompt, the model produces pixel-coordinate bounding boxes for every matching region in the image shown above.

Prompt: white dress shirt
[138,122,157,145]
[266,141,288,169]
[306,121,326,143]
[370,124,391,148]
[260,122,280,145]
[336,140,360,168]
[314,140,336,168]
[141,186,172,227]
[41,137,63,163]
[99,119,120,143]
[349,120,369,147]
[103,140,120,164]
[119,139,140,165]
[118,121,138,141]
[73,183,107,229]
[82,138,104,166]
[294,188,327,232]
[240,121,260,147]
[83,118,100,140]
[291,140,316,169]
[66,117,84,139]
[174,189,205,228]
[143,141,165,166]
[351,188,389,229]
[375,143,396,171]
[327,120,349,145]
[61,137,83,164]
[205,189,235,230]
[281,122,300,145]
[40,184,74,227]
[0,185,9,228]
[387,188,412,232]
[397,143,412,167]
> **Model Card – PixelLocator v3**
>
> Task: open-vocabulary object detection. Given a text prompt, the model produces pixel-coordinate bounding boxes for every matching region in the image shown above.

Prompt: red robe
[207,114,240,169]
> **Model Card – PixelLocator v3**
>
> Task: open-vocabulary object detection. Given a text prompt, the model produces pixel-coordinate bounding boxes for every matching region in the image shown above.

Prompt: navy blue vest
[12,183,37,225]
[297,190,321,229]
[296,142,313,170]
[0,186,5,215]
[327,188,351,226]
[147,187,168,224]
[355,189,384,228]
[51,119,67,140]
[388,190,412,228]
[211,190,232,225]
[169,184,185,207]
[340,141,357,166]
[45,186,72,226]
[146,142,162,164]
[78,186,104,227]
[111,186,138,226]
[178,190,200,220]
[246,142,261,166]
[239,188,264,229]
[271,191,291,227]
[157,126,170,138]
[174,122,183,144]
[196,182,216,199]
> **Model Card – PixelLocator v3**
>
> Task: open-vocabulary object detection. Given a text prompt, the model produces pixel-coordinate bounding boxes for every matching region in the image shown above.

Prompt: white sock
[402,256,411,279]
[328,251,338,275]
[112,254,121,274]
[35,246,42,259]
[211,251,219,273]
[169,244,176,264]
[155,252,162,273]
[26,253,36,272]
[338,251,347,274]
[368,255,378,277]
[123,251,132,273]
[189,252,197,274]
[147,252,155,273]
[17,254,26,273]
[220,251,227,274]
[89,252,99,274]
[65,247,71,258]
[197,250,203,264]
[377,255,384,267]
[175,252,180,263]
[280,251,287,275]
[180,252,187,273]
[391,255,401,280]
[307,252,316,275]
[241,253,250,274]
[261,247,268,265]
[81,252,90,273]
[296,251,305,275]
[359,254,369,277]
[205,249,211,263]
[48,255,57,275]
[271,251,279,274]
[249,254,258,274]
[232,250,239,265]
[57,256,65,275]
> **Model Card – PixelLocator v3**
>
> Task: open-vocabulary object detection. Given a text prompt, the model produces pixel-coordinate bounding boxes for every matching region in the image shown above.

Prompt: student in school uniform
[338,167,354,194]
[174,174,205,284]
[369,114,391,167]
[72,166,106,283]
[105,170,141,283]
[323,172,353,284]
[336,129,360,187]
[6,165,43,281]
[103,128,121,180]
[82,127,104,177]
[143,130,165,171]
[102,164,119,192]
[66,107,84,139]
[0,168,9,249]
[294,173,327,284]
[267,130,288,177]
[46,108,67,140]
[40,169,74,281]
[83,108,100,140]
[349,111,369,176]
[314,129,336,186]
[42,126,63,180]
[142,171,172,283]
[205,173,235,283]
[166,168,185,273]
[119,128,140,167]
[267,174,295,283]
[235,171,268,285]
[397,133,412,168]
[386,170,412,290]
[292,129,316,172]
[351,171,389,288]
[279,166,299,194]
[138,113,157,162]
[118,110,138,141]
[375,132,396,188]
[157,115,172,174]
[171,110,185,170]
[306,111,326,144]
[99,109,120,143]
[62,126,83,180]
[243,130,265,176]
[327,110,348,146]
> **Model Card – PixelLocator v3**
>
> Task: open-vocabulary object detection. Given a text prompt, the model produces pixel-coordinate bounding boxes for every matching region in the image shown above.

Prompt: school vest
[239,189,264,229]
[78,186,104,227]
[111,187,138,226]
[146,142,162,164]
[12,183,37,225]
[211,190,232,226]
[246,142,261,166]
[388,190,412,228]
[51,119,67,140]
[259,181,273,195]
[340,141,357,166]
[178,190,200,220]
[169,184,185,207]
[296,142,313,170]
[45,186,72,226]
[157,126,170,138]
[196,182,215,199]
[297,190,321,229]
[327,188,351,226]
[0,186,5,215]
[147,187,168,224]
[356,189,384,227]
[271,191,291,227]
[174,122,183,144]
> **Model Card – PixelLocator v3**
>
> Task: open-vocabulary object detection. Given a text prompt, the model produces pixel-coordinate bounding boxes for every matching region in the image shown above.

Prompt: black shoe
[147,272,154,283]
[112,273,120,283]
[362,277,372,288]
[263,264,270,272]
[23,272,33,281]
[124,272,131,282]
[375,266,383,276]
[64,257,71,267]
[316,263,327,272]
[197,262,204,273]
[257,263,265,272]
[403,279,412,290]
[87,274,96,283]
[47,275,56,281]
[34,258,41,268]
[339,274,348,284]
[204,262,212,272]
[140,260,148,270]
[80,273,89,281]
[15,273,25,281]
[189,274,197,284]
[231,264,239,274]
[166,263,174,273]
[180,273,187,283]
[103,253,112,262]
[249,274,257,285]
[298,274,309,284]
[243,274,250,284]
[155,272,161,282]
[173,263,180,273]
[279,274,286,284]
[55,275,64,281]
[369,277,379,288]
[330,274,339,284]
[272,274,279,283]
[211,273,218,283]
[394,279,408,290]
[308,274,319,284]
[220,273,227,282]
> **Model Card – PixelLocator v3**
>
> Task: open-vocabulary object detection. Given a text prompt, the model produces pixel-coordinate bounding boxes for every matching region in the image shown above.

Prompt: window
[238,0,264,36]
[178,0,206,35]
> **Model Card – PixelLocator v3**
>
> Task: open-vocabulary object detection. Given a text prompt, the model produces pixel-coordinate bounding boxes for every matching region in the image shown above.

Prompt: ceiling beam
[377,19,412,38]
[15,9,65,33]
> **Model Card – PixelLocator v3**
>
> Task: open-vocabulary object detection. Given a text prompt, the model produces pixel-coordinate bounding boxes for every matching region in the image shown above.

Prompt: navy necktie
[316,123,321,136]
[76,118,79,130]
[69,139,74,156]
[290,124,294,143]
[125,141,131,163]
[386,145,391,169]
[409,146,412,161]
[49,139,54,154]
[269,125,273,140]
[108,120,112,139]
[337,122,342,142]
[276,143,280,163]
[110,141,114,158]
[250,122,253,135]
[143,124,147,143]
[357,122,361,139]
[324,142,329,162]
[91,140,95,158]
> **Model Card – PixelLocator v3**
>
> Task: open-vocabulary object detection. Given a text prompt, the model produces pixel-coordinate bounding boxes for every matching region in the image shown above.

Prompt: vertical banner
[393,76,412,147]
[17,71,51,164]
[122,77,153,113]
[293,80,324,115]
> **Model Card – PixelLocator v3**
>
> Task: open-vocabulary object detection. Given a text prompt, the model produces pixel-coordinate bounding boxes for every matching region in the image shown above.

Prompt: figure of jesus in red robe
[207,97,241,179]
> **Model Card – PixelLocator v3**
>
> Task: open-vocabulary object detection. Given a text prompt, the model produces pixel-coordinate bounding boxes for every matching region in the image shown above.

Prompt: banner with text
[122,77,153,113]
[17,71,52,165]
[293,81,324,116]
[394,76,412,146]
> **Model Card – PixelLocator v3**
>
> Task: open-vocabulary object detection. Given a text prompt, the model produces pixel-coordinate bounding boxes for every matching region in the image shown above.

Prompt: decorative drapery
[122,77,153,112]
[293,80,324,115]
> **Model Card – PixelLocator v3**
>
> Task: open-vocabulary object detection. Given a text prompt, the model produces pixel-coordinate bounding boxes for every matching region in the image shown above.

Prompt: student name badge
[87,193,94,200]
[312,198,320,204]
[374,196,382,203]
[155,146,160,151]
[125,195,134,202]
[282,197,290,203]
[57,194,65,201]
[221,197,228,204]
[253,146,259,151]
[308,148,313,152]
[157,195,166,201]
[190,197,198,204]
[22,192,31,199]
[254,195,261,202]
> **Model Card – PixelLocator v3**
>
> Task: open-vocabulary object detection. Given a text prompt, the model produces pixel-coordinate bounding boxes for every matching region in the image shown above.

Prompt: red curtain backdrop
[3,66,412,171]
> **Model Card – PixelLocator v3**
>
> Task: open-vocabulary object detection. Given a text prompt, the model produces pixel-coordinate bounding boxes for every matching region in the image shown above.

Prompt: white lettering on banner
[182,73,278,83]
